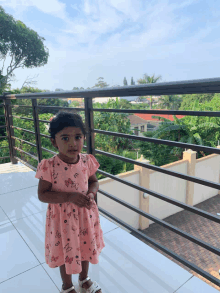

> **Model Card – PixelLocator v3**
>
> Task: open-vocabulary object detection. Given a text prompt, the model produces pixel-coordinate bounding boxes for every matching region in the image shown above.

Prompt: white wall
[96,151,220,230]
[148,161,188,225]
[194,155,220,205]
[98,171,140,231]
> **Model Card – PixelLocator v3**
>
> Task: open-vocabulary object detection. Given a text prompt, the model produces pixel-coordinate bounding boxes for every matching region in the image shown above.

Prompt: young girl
[35,110,105,293]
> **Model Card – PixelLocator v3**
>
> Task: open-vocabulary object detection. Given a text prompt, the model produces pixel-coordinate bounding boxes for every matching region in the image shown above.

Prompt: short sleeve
[35,159,52,183]
[87,154,100,177]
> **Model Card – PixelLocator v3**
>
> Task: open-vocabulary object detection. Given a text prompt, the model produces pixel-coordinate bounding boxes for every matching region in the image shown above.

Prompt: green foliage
[0,92,140,179]
[158,95,182,110]
[179,93,214,110]
[138,95,220,166]
[0,6,49,85]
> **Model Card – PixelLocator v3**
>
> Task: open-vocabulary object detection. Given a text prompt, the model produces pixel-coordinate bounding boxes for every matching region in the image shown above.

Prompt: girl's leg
[79,261,89,280]
[79,261,102,292]
[59,264,76,292]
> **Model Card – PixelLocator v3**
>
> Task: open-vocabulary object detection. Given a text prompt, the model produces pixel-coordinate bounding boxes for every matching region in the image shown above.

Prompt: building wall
[97,149,220,230]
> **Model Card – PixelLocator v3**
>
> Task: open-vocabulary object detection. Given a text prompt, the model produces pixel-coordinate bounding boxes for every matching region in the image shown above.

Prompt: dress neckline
[56,153,81,166]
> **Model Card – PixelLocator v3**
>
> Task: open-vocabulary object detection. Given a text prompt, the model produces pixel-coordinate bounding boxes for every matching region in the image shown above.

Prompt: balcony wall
[97,148,220,230]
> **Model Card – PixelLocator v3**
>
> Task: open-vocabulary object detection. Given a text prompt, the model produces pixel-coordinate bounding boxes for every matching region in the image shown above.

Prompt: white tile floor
[0,162,219,293]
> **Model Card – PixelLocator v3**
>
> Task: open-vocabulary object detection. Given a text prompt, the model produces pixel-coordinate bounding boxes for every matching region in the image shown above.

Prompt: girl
[35,110,105,293]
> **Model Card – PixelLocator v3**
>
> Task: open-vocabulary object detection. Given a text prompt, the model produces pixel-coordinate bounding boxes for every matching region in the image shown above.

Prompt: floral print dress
[35,153,105,274]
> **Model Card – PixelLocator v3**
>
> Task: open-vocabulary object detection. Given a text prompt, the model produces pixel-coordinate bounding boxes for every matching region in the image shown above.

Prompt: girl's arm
[87,174,99,200]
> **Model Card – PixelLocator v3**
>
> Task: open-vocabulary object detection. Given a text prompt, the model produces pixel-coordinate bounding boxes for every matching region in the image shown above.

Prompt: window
[134,127,138,136]
[141,125,144,132]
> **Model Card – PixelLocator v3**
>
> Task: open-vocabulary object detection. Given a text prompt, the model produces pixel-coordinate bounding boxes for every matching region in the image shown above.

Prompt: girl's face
[51,126,84,164]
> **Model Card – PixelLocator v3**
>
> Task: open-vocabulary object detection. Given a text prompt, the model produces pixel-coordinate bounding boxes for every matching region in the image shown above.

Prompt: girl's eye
[62,136,82,141]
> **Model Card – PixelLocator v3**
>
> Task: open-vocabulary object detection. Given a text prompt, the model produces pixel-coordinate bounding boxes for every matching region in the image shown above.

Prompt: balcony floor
[133,193,220,291]
[0,161,219,293]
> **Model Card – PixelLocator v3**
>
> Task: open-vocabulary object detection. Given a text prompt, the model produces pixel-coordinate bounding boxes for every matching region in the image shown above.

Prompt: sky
[1,0,220,92]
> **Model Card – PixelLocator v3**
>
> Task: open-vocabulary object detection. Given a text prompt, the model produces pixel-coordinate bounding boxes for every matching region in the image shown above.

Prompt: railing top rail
[2,77,220,99]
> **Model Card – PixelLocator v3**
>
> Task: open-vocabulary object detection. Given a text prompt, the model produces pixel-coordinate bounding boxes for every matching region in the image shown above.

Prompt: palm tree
[158,95,182,110]
[137,73,162,109]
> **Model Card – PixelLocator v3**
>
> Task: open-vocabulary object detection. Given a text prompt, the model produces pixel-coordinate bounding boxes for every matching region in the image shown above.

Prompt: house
[127,111,185,136]
[92,97,121,103]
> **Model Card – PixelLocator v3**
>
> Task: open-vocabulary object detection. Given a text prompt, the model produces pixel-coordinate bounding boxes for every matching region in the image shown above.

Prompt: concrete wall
[194,154,220,205]
[97,147,220,230]
[148,160,188,225]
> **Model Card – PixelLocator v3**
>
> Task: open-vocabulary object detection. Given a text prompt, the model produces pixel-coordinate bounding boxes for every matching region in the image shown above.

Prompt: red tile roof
[134,111,185,122]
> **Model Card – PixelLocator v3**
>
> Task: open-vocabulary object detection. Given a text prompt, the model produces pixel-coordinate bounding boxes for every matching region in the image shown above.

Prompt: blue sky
[1,0,220,91]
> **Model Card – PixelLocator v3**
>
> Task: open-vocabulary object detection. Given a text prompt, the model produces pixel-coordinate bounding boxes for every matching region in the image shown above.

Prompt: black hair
[48,110,87,141]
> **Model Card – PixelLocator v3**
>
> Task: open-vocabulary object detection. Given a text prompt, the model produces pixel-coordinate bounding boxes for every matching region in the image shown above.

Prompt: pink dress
[35,153,105,274]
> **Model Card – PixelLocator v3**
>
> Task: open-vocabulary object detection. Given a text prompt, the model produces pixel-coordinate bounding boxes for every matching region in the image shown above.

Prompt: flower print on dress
[74,172,79,178]
[55,241,60,246]
[71,225,77,233]
[67,212,72,219]
[73,213,79,221]
[51,255,59,262]
[64,243,73,253]
[52,171,58,180]
[65,255,74,264]
[65,178,79,190]
[55,230,61,238]
[79,227,88,237]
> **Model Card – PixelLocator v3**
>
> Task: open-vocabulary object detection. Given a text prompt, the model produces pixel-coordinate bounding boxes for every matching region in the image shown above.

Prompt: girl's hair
[48,110,87,140]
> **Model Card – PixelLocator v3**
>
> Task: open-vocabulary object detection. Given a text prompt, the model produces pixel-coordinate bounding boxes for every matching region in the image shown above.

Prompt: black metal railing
[1,77,220,287]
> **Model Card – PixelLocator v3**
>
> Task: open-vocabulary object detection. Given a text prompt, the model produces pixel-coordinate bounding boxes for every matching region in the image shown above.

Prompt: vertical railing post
[3,94,18,164]
[84,97,98,204]
[32,99,43,163]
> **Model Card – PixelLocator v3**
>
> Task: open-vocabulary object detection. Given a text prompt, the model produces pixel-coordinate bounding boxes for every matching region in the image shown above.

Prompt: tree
[123,77,128,86]
[131,77,135,85]
[138,96,220,166]
[0,6,49,88]
[179,93,214,110]
[158,95,182,110]
[21,74,39,89]
[137,73,162,109]
[92,77,109,88]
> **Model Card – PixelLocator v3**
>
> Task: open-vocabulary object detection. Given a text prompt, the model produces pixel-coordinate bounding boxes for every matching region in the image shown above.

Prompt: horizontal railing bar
[0,125,6,128]
[14,156,37,171]
[12,136,37,148]
[13,146,38,161]
[98,189,220,256]
[8,104,85,111]
[7,105,220,118]
[99,207,220,287]
[11,125,35,135]
[12,115,34,121]
[0,136,8,139]
[94,129,220,155]
[95,150,220,190]
[93,108,220,117]
[0,156,10,160]
[97,169,220,224]
[0,115,5,117]
[3,77,220,99]
[0,104,4,107]
[0,146,9,149]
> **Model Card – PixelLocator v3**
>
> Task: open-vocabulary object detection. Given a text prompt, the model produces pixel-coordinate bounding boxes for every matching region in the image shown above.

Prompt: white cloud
[0,0,67,20]
[1,0,220,91]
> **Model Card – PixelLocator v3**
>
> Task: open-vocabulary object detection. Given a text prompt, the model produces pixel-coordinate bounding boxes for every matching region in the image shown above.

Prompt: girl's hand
[86,192,95,210]
[69,192,91,208]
